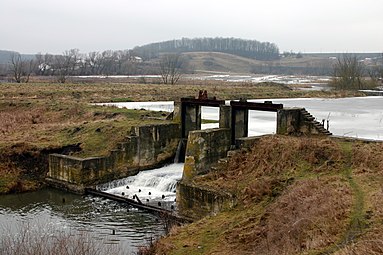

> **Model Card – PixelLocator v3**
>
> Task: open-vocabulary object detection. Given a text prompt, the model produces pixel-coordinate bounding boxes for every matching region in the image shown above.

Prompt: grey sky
[1,0,382,54]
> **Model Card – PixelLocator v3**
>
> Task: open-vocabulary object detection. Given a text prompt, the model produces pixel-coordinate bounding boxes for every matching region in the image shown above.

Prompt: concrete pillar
[219,105,231,129]
[276,108,301,135]
[183,128,231,181]
[232,108,248,142]
[181,103,201,138]
[173,100,181,123]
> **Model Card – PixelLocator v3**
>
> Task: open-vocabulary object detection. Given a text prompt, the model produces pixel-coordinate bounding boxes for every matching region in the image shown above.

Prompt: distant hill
[183,51,332,75]
[132,37,280,61]
[183,51,383,75]
[0,50,18,64]
[0,50,35,65]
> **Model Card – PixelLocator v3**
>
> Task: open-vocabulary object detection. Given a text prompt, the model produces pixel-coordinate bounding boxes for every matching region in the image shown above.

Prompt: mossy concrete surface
[48,123,180,191]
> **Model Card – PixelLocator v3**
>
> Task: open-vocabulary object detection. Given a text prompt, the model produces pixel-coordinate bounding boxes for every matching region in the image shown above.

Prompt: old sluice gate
[46,92,331,219]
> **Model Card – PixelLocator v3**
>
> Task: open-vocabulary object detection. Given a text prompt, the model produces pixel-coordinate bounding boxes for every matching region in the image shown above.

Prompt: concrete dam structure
[46,94,330,217]
[175,95,331,218]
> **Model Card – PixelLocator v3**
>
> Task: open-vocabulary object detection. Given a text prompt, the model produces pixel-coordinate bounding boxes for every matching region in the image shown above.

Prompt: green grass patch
[201,119,219,124]
[109,97,133,102]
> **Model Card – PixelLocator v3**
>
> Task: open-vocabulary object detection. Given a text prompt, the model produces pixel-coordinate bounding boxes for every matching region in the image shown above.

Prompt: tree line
[331,54,383,90]
[132,37,280,60]
[5,49,161,83]
[4,49,189,84]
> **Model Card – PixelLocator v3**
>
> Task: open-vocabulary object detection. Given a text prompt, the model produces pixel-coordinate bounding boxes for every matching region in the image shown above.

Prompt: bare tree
[159,54,184,85]
[332,54,365,90]
[9,53,35,83]
[53,49,80,83]
[86,51,102,75]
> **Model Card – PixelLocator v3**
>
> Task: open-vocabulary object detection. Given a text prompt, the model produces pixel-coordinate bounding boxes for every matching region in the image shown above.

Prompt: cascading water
[98,164,184,207]
[173,140,185,163]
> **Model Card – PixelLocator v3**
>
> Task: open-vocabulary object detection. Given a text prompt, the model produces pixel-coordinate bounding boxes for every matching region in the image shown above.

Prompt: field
[184,52,337,74]
[0,79,381,254]
[0,80,366,194]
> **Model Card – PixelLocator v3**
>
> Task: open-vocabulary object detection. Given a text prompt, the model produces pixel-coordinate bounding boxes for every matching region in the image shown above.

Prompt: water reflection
[0,188,164,254]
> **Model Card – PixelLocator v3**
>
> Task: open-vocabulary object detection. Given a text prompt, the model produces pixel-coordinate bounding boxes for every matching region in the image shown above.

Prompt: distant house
[363,58,372,64]
[131,56,143,63]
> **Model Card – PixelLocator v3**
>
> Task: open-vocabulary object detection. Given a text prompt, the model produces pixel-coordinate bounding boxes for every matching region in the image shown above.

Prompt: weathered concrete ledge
[183,128,231,181]
[177,181,237,219]
[47,123,180,193]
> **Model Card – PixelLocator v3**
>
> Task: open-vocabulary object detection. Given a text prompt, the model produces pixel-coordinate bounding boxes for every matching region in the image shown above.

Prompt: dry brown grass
[229,177,352,254]
[194,136,344,203]
[332,142,383,255]
[0,102,91,142]
[336,188,383,255]
[0,221,122,255]
[351,142,383,174]
[0,80,361,104]
[0,98,169,193]
[148,137,383,255]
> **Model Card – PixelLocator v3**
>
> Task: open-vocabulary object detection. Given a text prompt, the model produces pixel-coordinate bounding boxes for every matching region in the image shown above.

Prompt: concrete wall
[183,128,231,181]
[276,108,302,135]
[47,123,180,191]
[181,104,201,139]
[177,181,236,219]
[277,108,331,136]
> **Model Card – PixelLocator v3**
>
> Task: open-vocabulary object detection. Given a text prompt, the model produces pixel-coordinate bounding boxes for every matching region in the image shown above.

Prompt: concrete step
[305,116,315,121]
[313,122,325,128]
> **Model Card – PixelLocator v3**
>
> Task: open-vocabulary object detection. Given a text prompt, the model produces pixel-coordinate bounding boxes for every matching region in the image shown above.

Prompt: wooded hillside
[132,37,280,61]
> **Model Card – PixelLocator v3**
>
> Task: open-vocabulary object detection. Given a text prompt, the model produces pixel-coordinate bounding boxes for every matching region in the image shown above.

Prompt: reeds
[0,221,122,255]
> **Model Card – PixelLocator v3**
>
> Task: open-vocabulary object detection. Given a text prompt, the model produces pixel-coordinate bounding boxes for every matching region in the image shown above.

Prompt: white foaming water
[100,164,184,203]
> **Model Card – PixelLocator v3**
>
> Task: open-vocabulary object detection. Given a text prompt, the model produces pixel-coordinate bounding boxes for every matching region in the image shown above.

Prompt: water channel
[0,187,165,254]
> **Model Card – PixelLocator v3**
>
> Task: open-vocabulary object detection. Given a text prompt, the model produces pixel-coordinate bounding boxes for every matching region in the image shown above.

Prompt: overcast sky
[1,0,382,54]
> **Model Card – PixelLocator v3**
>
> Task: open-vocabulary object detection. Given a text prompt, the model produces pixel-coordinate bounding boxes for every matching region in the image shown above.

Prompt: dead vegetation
[0,89,170,194]
[351,142,383,174]
[335,189,383,255]
[232,177,352,254]
[152,136,383,255]
[194,136,344,203]
[0,221,122,255]
[0,80,361,195]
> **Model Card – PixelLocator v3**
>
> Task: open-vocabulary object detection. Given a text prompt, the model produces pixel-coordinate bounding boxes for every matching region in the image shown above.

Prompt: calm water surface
[0,188,164,254]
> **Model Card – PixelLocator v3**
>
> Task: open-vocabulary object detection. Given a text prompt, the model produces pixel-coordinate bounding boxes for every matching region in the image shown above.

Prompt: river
[104,96,383,140]
[0,187,165,254]
[2,96,382,254]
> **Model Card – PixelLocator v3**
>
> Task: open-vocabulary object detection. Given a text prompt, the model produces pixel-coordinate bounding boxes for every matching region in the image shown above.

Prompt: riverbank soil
[151,136,383,254]
[0,81,366,194]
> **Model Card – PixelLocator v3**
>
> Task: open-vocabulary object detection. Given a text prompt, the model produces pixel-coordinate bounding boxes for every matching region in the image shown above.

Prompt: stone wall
[47,123,180,192]
[183,128,231,181]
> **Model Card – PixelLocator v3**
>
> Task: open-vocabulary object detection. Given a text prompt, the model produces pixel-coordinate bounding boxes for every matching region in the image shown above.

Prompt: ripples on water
[0,188,165,254]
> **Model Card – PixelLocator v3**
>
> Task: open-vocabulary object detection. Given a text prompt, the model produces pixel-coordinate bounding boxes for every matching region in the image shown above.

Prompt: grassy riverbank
[149,136,383,254]
[0,80,365,194]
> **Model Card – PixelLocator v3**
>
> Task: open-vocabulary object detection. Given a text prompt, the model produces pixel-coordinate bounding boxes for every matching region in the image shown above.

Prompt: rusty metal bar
[181,97,225,107]
[230,101,283,112]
